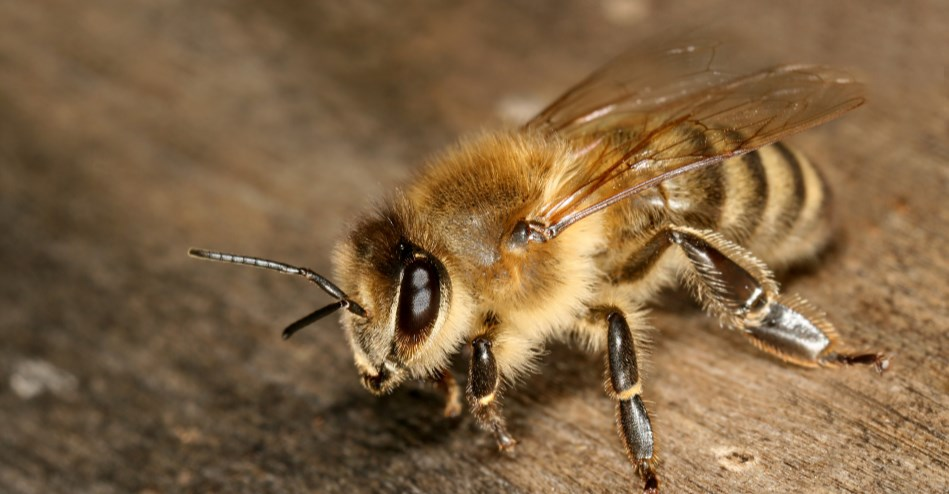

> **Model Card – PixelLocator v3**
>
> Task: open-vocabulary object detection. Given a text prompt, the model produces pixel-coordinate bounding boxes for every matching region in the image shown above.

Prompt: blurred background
[0,1,945,493]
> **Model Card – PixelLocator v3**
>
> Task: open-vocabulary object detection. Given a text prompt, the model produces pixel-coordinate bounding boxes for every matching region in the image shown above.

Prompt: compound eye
[395,257,440,346]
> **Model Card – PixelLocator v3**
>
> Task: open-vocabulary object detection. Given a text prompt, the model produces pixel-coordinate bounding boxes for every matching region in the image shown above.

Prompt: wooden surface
[1,1,946,493]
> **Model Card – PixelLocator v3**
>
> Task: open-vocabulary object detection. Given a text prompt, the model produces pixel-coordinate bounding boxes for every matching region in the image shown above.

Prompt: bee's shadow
[281,343,606,464]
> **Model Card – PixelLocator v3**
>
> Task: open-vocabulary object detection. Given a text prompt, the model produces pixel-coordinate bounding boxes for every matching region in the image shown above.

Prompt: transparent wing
[527,36,763,134]
[526,42,865,239]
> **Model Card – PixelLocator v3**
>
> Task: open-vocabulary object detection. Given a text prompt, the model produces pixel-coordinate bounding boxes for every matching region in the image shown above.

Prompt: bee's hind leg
[668,225,889,372]
[600,307,660,493]
[467,337,517,451]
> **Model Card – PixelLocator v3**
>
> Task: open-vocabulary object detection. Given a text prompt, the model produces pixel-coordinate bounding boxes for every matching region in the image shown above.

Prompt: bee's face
[334,214,455,395]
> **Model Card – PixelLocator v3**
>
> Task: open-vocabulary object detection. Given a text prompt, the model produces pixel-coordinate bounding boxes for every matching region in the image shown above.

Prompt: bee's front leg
[602,308,660,494]
[467,337,517,451]
[430,370,463,418]
[668,225,888,371]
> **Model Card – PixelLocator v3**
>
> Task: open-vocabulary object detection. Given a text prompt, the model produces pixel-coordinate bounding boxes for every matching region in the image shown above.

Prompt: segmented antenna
[188,248,366,337]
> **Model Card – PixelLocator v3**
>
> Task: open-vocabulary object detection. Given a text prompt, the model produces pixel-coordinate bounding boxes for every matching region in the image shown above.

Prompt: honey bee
[189,38,889,493]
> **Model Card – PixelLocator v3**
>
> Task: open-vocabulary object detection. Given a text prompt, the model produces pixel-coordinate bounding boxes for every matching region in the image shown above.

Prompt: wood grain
[0,1,945,493]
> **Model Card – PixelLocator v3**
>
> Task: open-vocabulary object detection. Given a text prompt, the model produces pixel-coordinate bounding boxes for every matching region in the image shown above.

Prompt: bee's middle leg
[600,307,660,493]
[467,337,517,451]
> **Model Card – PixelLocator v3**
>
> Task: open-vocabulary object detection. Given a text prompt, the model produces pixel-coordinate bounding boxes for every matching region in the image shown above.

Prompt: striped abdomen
[740,143,833,266]
[608,141,833,281]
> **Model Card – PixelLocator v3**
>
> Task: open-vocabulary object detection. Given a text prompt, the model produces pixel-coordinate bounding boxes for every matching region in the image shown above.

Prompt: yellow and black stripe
[612,138,832,282]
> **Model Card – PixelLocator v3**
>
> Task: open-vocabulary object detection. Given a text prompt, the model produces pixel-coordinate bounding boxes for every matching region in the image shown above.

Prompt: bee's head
[334,210,467,396]
[188,207,470,397]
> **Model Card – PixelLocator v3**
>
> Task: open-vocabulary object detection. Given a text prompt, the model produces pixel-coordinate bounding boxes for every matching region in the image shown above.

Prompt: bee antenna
[281,301,347,340]
[187,248,367,319]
